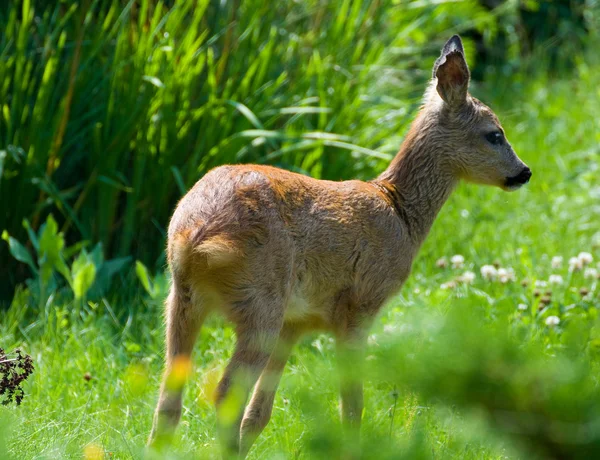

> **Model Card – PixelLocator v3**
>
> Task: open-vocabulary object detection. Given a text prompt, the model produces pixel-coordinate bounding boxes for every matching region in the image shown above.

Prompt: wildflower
[569,256,583,272]
[498,268,515,283]
[545,316,560,327]
[480,265,497,281]
[539,295,552,306]
[458,271,475,284]
[451,254,464,269]
[521,278,530,287]
[535,280,548,288]
[518,303,528,311]
[580,287,590,297]
[548,274,563,285]
[441,280,457,290]
[435,257,448,269]
[584,268,598,279]
[578,252,593,266]
[551,256,563,269]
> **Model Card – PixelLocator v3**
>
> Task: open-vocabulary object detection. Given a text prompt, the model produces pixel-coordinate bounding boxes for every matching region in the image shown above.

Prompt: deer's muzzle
[504,167,532,189]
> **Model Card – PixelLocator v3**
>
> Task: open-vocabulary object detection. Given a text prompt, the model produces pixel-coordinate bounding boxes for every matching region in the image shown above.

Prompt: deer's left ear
[433,35,470,107]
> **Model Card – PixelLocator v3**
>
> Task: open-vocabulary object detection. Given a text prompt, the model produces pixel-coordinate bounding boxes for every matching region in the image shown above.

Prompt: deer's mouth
[504,167,532,190]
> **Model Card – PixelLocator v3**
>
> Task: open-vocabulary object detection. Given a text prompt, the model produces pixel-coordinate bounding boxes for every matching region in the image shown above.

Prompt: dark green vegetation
[1,1,600,458]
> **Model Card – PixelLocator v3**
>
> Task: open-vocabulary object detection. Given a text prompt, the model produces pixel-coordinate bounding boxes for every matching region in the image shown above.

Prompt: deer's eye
[485,131,503,145]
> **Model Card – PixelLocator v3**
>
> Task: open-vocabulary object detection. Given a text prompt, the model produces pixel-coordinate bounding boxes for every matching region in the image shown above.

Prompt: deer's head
[428,35,531,191]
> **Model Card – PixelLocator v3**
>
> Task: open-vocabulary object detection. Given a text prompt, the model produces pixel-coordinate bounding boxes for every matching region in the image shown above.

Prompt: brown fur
[148,35,530,457]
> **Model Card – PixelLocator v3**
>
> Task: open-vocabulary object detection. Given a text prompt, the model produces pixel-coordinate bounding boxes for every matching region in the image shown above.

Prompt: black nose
[505,167,532,187]
[518,167,532,183]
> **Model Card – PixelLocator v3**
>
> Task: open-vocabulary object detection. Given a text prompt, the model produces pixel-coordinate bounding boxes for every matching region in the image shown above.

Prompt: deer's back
[169,165,413,328]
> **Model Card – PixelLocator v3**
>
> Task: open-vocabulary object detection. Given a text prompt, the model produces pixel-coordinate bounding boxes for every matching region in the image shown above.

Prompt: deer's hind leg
[214,299,285,458]
[239,323,300,457]
[149,282,208,445]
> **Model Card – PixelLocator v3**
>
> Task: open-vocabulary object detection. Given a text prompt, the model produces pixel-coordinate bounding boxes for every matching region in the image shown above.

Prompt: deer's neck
[375,114,457,244]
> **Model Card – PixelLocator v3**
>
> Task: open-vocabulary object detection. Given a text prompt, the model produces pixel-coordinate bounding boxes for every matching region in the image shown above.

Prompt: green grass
[1,49,600,459]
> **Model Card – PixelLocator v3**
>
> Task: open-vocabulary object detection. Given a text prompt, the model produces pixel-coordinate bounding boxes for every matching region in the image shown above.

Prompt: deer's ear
[433,35,470,107]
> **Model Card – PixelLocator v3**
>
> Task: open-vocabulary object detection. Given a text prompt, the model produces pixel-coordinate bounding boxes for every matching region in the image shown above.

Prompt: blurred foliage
[373,305,600,459]
[468,0,599,79]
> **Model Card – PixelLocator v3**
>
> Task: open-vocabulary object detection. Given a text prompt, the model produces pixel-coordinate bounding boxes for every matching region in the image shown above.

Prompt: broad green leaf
[89,243,104,269]
[55,258,72,285]
[38,214,68,285]
[72,261,96,300]
[22,219,38,251]
[135,260,155,298]
[63,240,90,260]
[71,250,97,299]
[2,230,37,274]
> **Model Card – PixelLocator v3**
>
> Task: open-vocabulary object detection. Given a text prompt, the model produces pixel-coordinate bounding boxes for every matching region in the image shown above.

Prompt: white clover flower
[548,274,564,285]
[498,267,515,283]
[451,254,465,269]
[480,265,498,281]
[584,268,598,280]
[435,257,448,269]
[545,316,560,327]
[535,280,548,288]
[441,281,457,290]
[518,303,528,311]
[578,252,594,266]
[551,256,563,269]
[459,271,476,284]
[569,256,583,272]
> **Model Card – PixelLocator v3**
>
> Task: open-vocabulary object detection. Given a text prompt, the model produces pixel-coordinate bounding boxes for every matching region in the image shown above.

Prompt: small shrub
[0,348,34,406]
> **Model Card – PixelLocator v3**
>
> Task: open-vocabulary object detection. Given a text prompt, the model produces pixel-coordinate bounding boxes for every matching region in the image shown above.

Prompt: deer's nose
[517,167,532,184]
[505,167,532,187]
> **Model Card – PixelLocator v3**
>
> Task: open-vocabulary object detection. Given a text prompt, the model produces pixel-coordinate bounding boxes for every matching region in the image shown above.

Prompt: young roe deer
[149,35,531,457]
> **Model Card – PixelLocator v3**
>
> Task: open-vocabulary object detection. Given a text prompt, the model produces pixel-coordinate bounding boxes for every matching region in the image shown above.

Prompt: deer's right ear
[433,35,470,107]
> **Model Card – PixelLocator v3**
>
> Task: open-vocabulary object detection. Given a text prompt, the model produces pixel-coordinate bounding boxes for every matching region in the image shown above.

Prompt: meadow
[1,1,600,459]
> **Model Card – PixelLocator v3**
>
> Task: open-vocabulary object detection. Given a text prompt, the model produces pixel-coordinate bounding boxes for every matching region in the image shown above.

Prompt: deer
[148,35,531,458]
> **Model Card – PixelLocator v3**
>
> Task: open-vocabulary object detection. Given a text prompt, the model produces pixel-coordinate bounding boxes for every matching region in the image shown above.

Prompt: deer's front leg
[337,339,365,430]
[336,327,368,456]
